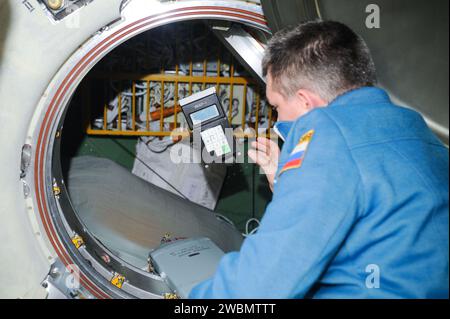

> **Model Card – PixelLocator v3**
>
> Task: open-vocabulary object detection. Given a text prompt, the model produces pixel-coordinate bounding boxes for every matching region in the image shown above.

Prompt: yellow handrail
[85,65,275,139]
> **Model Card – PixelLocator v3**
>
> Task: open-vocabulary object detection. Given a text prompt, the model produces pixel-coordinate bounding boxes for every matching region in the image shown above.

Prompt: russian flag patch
[279,130,315,175]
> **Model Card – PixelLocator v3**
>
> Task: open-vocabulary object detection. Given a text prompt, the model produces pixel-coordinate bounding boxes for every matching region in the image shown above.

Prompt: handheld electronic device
[179,87,235,162]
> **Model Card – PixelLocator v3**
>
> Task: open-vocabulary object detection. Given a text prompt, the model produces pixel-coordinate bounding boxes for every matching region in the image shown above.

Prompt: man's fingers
[250,141,269,154]
[248,149,271,167]
[249,141,279,187]
[260,137,281,155]
[248,149,278,176]
[256,137,272,146]
[251,137,278,155]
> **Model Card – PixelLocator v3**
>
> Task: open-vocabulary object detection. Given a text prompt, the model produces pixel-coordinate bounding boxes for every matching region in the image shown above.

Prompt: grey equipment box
[149,237,224,298]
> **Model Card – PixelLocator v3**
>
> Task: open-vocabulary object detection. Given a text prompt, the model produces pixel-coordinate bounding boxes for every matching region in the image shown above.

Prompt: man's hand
[248,137,281,192]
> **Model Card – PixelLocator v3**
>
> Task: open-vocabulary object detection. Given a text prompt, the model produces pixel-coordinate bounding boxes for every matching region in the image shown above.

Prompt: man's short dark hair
[262,20,377,102]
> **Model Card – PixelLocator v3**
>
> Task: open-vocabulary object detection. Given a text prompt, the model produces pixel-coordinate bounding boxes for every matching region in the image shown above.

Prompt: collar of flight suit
[273,121,294,141]
[273,86,391,142]
[328,86,391,108]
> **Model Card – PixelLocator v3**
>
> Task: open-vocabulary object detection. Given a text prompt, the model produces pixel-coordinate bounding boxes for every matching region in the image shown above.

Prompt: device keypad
[200,125,231,157]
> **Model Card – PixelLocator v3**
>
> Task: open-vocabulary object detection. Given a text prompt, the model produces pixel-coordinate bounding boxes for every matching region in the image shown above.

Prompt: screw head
[47,0,64,11]
[50,268,60,278]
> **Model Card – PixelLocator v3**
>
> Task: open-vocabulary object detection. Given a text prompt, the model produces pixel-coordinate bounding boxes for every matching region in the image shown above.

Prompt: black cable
[252,149,256,219]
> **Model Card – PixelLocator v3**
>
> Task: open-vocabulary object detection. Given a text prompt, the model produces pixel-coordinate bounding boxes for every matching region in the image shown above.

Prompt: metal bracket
[36,0,95,21]
[20,144,32,179]
[212,24,267,84]
[41,259,94,299]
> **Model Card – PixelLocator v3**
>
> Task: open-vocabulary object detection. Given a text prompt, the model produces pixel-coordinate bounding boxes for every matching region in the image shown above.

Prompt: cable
[244,218,260,237]
[215,213,236,227]
[250,133,257,220]
[314,0,323,20]
[139,136,174,154]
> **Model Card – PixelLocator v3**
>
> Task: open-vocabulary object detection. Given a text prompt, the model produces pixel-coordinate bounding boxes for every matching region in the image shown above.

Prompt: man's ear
[296,89,327,109]
[295,89,311,110]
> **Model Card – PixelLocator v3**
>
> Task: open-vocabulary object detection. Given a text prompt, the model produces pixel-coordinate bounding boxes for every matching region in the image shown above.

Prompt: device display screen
[190,104,220,125]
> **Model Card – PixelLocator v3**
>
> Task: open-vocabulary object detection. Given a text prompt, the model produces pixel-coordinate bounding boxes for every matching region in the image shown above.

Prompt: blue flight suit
[189,87,449,299]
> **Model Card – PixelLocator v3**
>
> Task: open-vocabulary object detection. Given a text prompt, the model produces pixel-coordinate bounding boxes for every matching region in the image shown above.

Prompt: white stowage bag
[132,138,227,210]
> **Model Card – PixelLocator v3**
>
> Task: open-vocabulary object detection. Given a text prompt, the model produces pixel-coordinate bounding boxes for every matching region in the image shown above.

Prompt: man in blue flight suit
[189,21,449,298]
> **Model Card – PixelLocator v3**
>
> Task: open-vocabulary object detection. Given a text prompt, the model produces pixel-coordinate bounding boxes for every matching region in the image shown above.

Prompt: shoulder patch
[279,130,315,176]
